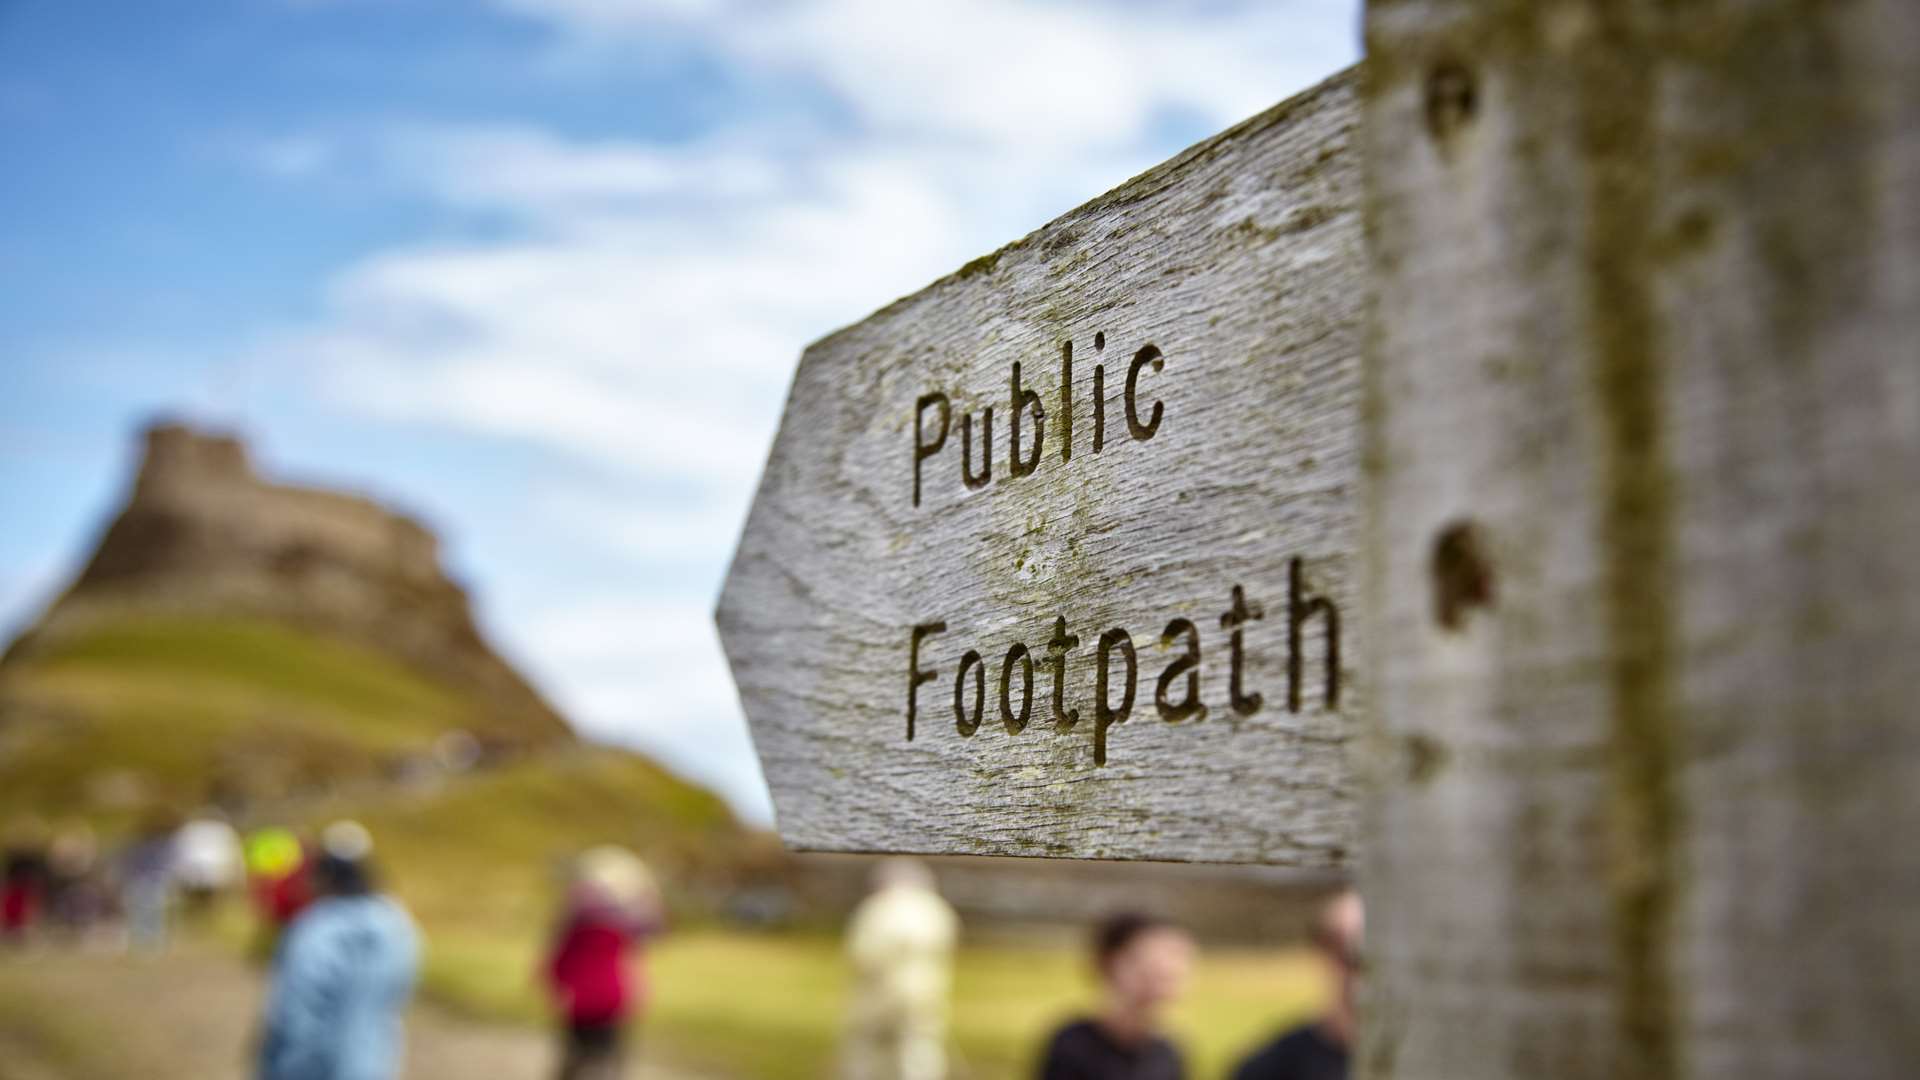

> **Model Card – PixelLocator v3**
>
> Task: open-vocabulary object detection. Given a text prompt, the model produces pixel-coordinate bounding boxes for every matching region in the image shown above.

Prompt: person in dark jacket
[544,846,663,1080]
[1037,912,1195,1080]
[1231,889,1363,1080]
[257,821,418,1080]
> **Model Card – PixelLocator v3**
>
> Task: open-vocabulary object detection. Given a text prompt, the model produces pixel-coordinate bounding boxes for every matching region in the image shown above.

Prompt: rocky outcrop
[10,422,571,747]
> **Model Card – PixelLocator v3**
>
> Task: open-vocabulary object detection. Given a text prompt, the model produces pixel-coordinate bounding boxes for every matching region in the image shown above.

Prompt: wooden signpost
[1359,3,1919,1077]
[717,69,1365,865]
[718,1,1917,1074]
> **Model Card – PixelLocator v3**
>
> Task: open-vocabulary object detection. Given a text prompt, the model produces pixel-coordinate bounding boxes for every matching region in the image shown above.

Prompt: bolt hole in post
[1431,520,1494,631]
[1424,60,1477,141]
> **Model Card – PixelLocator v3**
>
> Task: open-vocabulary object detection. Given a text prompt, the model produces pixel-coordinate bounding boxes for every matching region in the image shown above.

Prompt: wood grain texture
[717,69,1365,864]
[1360,3,1920,1077]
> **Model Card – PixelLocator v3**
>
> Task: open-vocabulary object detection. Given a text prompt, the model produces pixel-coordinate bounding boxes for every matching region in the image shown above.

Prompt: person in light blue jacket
[258,822,418,1080]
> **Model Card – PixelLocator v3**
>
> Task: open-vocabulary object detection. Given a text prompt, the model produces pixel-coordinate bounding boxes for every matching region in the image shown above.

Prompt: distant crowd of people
[2,810,250,951]
[7,814,1362,1080]
[2,811,660,1080]
[2,812,415,1076]
[842,858,1363,1080]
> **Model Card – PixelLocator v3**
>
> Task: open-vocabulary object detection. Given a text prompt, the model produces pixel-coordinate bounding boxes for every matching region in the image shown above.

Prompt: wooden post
[1360,2,1920,1077]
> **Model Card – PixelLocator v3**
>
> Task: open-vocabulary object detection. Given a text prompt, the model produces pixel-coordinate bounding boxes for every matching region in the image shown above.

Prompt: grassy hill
[0,613,732,835]
[0,612,771,919]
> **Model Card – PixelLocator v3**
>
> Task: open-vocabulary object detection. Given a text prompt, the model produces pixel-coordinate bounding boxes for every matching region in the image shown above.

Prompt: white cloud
[523,594,773,820]
[273,139,984,486]
[330,355,776,484]
[495,0,1358,150]
[542,488,752,563]
[381,125,789,217]
[248,0,1358,822]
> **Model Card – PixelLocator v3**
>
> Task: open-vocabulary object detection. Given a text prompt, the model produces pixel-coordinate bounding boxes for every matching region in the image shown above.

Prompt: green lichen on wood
[1579,18,1686,1080]
[955,249,1003,280]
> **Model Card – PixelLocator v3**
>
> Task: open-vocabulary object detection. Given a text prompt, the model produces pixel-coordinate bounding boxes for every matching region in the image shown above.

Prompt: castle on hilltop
[11,422,571,747]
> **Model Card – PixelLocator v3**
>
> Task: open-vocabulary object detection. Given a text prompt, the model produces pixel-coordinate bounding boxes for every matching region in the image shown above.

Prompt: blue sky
[0,0,1360,821]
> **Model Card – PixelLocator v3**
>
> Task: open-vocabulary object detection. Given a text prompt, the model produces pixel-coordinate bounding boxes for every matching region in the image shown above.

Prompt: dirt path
[0,940,704,1080]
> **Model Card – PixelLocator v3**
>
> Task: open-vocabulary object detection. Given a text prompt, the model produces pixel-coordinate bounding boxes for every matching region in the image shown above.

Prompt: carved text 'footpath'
[906,559,1341,766]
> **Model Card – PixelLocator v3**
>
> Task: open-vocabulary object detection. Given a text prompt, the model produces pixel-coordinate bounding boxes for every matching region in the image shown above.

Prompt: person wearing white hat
[257,821,418,1080]
[174,812,243,915]
[545,845,665,1080]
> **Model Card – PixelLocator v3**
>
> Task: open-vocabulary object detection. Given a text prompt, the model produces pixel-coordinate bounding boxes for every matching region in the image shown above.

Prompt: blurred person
[46,823,106,941]
[1037,913,1195,1080]
[1231,889,1363,1080]
[544,845,665,1080]
[245,826,312,960]
[1,821,51,945]
[842,858,959,1080]
[174,811,244,917]
[257,821,418,1080]
[120,811,180,952]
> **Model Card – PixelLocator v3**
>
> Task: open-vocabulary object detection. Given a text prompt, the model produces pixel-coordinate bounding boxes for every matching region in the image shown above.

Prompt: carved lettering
[1009,361,1044,479]
[1095,628,1138,767]
[1058,340,1074,464]
[907,620,946,741]
[912,394,950,508]
[1093,331,1107,453]
[909,331,1165,508]
[1221,585,1265,717]
[1000,642,1034,734]
[905,586,1340,762]
[1047,615,1080,731]
[1093,362,1107,453]
[1125,344,1164,440]
[954,648,985,736]
[1288,557,1340,711]
[961,407,993,490]
[1155,618,1206,723]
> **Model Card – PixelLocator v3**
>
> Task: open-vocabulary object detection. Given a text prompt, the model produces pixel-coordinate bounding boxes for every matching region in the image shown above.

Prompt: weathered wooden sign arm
[718,68,1367,865]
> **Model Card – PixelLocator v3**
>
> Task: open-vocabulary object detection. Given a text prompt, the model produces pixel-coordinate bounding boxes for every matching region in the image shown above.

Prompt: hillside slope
[0,423,773,911]
[0,612,766,896]
[8,423,569,745]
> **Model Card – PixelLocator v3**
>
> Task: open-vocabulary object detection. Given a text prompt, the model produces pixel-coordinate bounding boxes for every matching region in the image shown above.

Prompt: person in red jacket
[2,836,49,944]
[544,847,662,1080]
[244,827,313,962]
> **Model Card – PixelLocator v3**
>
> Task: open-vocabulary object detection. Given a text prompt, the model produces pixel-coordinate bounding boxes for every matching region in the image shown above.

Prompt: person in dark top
[1037,912,1195,1080]
[1232,1024,1347,1080]
[1232,888,1364,1080]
